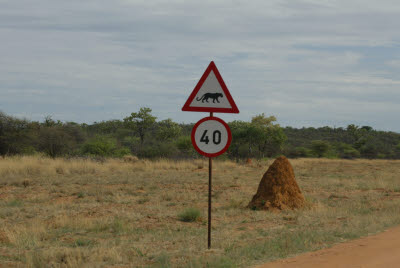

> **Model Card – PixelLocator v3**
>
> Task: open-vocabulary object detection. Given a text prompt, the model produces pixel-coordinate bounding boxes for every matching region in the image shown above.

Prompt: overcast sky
[1,0,400,131]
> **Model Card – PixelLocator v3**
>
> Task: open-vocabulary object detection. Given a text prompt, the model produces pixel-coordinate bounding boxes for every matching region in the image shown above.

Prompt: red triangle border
[182,61,239,113]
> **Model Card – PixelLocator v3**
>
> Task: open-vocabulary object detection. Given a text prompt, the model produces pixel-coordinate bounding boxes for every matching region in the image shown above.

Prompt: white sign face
[189,71,232,109]
[191,117,232,157]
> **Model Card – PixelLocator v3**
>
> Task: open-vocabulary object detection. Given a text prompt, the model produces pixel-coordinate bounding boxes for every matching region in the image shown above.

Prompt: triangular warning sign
[182,61,239,113]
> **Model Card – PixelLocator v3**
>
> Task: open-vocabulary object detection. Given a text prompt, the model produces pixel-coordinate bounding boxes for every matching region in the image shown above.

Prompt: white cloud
[0,0,400,131]
[386,59,400,68]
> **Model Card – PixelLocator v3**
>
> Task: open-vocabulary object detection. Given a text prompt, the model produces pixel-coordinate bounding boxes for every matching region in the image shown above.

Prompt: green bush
[293,147,313,157]
[343,147,360,158]
[81,136,117,157]
[153,253,171,268]
[121,136,140,148]
[137,143,177,158]
[310,140,330,158]
[360,144,378,159]
[156,143,179,158]
[335,142,359,159]
[20,146,37,155]
[176,136,192,153]
[113,147,131,158]
[377,153,386,159]
[178,208,201,222]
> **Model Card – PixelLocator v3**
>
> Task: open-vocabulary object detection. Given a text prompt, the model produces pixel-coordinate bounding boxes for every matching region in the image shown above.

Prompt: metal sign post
[208,112,213,249]
[208,152,212,248]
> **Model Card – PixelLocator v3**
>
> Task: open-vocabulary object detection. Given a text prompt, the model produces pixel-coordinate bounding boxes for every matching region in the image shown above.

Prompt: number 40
[200,130,221,145]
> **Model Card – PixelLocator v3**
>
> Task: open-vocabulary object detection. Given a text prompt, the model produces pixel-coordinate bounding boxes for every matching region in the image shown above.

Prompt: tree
[335,142,360,159]
[157,119,182,141]
[346,124,361,142]
[176,136,193,155]
[228,114,286,158]
[43,116,57,127]
[292,147,313,158]
[123,107,156,145]
[360,143,378,159]
[0,112,33,155]
[39,126,74,157]
[360,126,373,132]
[310,140,330,158]
[81,136,117,157]
[250,114,286,157]
[229,120,251,158]
[251,114,277,126]
[86,120,125,135]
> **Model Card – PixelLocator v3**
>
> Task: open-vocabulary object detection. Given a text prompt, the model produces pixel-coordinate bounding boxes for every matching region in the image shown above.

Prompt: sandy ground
[257,225,400,268]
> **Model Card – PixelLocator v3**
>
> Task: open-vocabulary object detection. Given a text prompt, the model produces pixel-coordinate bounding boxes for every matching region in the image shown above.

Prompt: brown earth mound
[248,156,305,210]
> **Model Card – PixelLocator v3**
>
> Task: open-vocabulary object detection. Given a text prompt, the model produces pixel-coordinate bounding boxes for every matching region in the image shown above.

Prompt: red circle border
[191,116,232,158]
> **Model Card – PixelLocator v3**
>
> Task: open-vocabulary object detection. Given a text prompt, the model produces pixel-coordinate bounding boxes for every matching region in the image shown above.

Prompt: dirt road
[257,225,400,268]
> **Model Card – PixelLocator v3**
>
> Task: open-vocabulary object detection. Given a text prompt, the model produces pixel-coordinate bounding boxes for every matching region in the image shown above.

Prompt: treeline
[284,125,400,159]
[1,108,400,159]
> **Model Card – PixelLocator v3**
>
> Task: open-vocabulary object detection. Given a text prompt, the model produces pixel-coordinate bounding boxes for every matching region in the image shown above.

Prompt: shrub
[335,142,360,159]
[137,143,178,158]
[360,144,378,159]
[396,143,400,152]
[377,153,386,159]
[178,208,201,222]
[293,147,313,157]
[310,140,330,158]
[74,238,94,247]
[176,136,192,153]
[113,147,131,158]
[154,253,171,268]
[39,126,76,157]
[343,147,360,158]
[81,136,116,157]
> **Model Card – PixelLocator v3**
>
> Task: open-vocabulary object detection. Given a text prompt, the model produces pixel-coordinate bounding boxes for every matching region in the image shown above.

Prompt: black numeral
[200,130,222,145]
[200,130,210,144]
[213,130,221,145]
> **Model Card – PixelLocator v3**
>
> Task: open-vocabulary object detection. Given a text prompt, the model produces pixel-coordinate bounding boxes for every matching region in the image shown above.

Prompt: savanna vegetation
[1,157,400,267]
[1,108,400,160]
[2,108,400,267]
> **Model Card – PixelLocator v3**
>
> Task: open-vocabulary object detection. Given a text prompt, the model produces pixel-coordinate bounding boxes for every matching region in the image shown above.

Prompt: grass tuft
[73,238,95,247]
[178,208,201,222]
[7,199,23,207]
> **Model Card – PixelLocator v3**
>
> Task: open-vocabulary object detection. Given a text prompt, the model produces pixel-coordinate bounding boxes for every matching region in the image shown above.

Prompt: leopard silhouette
[196,93,223,103]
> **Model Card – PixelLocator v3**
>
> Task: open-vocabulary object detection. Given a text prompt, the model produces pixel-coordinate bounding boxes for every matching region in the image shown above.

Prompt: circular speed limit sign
[191,117,232,158]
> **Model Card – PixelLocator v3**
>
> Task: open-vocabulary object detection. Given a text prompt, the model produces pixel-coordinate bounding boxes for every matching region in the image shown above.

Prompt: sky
[1,0,400,132]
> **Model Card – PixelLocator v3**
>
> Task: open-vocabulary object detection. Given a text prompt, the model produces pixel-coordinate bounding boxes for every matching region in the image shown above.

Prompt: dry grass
[1,156,400,267]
